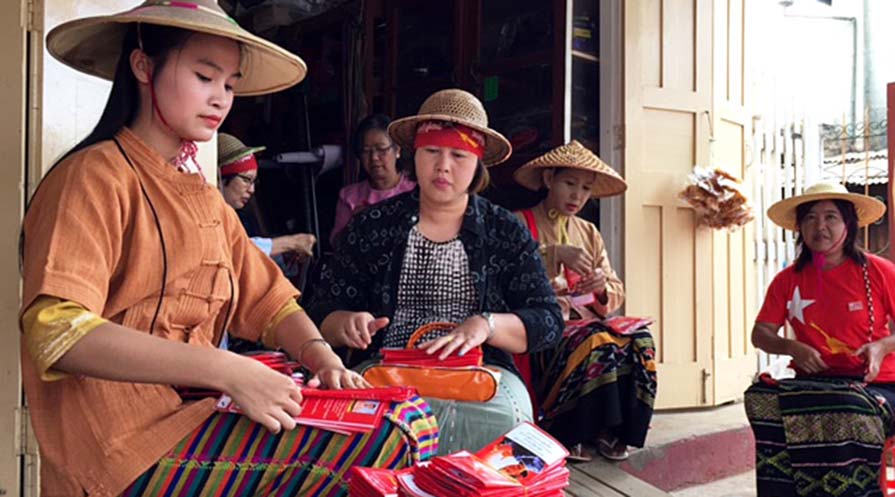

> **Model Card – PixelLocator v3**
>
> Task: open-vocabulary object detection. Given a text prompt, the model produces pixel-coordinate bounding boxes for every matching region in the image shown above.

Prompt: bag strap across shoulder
[521,209,539,242]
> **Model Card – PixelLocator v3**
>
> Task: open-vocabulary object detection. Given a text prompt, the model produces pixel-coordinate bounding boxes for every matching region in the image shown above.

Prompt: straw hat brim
[221,145,266,166]
[388,114,512,167]
[767,191,886,230]
[46,7,307,96]
[514,154,627,198]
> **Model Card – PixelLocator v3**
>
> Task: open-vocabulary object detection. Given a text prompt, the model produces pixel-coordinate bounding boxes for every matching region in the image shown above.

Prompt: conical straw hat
[46,0,306,96]
[388,89,512,166]
[217,133,265,166]
[514,140,627,198]
[767,182,885,231]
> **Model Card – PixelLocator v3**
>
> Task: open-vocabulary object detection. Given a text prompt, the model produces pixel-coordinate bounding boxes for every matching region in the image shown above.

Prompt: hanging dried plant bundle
[679,167,754,231]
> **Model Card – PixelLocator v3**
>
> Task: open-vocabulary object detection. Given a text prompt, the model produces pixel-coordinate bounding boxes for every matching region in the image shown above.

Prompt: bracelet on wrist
[481,312,496,341]
[297,337,332,366]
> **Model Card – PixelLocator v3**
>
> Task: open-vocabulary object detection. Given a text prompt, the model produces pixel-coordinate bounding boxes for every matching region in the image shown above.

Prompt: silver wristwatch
[481,312,496,341]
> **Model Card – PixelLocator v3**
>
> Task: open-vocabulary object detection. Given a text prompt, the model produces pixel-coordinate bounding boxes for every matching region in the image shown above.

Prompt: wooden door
[623,0,715,408]
[624,0,759,408]
[0,1,27,495]
[710,0,757,404]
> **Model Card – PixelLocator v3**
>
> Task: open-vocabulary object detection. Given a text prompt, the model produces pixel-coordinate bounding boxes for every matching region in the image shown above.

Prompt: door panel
[0,2,26,495]
[624,0,714,408]
[711,0,756,404]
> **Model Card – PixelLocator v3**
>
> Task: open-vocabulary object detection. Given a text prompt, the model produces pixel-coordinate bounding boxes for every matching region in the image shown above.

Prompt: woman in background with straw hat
[217,132,317,258]
[512,141,656,462]
[745,183,895,497]
[307,89,563,454]
[21,2,437,496]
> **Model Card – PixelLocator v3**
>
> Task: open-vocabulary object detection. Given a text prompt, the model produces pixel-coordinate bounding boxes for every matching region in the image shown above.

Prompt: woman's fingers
[420,336,446,354]
[355,374,373,389]
[273,409,297,431]
[282,396,303,418]
[259,414,282,434]
[343,371,370,390]
[437,336,464,360]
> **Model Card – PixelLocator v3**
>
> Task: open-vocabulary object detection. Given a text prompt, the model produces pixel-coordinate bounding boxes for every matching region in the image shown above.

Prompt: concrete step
[670,470,756,497]
[616,402,755,493]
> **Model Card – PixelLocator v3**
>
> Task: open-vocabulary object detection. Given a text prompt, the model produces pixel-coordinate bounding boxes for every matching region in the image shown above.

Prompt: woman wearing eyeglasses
[218,133,316,258]
[330,114,416,244]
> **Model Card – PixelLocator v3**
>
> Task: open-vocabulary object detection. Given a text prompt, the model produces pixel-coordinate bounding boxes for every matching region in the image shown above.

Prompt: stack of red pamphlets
[380,347,483,368]
[602,316,654,335]
[243,350,301,375]
[349,467,424,497]
[352,423,569,497]
[216,374,417,435]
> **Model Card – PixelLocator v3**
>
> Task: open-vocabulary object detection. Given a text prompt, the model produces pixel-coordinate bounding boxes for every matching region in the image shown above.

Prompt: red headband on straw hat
[414,121,486,159]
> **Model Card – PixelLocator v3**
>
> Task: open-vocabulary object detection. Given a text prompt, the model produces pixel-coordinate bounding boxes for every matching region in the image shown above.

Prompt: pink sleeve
[330,190,353,245]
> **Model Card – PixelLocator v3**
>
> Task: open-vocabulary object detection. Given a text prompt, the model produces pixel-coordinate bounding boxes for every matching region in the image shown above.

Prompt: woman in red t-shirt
[746,182,894,497]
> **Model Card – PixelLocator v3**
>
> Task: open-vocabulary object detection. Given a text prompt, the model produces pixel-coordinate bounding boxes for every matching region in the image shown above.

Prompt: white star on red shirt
[787,286,815,324]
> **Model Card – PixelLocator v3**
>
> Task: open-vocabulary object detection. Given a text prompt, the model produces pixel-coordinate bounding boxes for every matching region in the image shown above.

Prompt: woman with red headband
[307,89,563,454]
[20,2,437,495]
[217,133,316,258]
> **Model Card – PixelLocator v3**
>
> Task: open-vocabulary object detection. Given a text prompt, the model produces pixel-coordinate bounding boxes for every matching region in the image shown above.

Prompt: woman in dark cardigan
[306,89,563,454]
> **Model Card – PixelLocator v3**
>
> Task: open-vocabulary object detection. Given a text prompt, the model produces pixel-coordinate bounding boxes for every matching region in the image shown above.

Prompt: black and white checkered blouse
[383,225,479,348]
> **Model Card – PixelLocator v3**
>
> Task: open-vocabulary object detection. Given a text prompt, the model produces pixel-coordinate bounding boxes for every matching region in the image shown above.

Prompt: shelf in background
[481,49,553,75]
[572,50,599,63]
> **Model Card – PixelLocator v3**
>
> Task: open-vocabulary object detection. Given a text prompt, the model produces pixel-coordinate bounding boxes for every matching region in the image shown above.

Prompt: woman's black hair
[62,24,195,163]
[793,198,865,272]
[21,24,194,263]
[351,113,393,158]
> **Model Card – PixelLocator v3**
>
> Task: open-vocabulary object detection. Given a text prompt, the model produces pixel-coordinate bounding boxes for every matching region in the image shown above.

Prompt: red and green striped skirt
[121,396,437,497]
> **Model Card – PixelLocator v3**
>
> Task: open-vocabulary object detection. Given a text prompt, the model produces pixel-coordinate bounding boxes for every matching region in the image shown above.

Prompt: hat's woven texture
[514,140,627,197]
[388,89,511,166]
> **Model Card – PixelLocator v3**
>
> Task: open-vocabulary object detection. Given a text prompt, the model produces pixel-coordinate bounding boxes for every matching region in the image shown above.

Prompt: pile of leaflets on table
[350,422,569,497]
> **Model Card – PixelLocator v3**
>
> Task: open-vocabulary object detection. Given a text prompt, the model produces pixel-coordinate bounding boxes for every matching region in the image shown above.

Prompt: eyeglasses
[361,145,396,157]
[236,173,258,187]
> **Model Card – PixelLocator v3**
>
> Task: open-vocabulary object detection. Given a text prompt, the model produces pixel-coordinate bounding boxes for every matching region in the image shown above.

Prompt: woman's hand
[271,233,317,258]
[574,268,607,295]
[220,354,304,433]
[787,341,829,375]
[554,245,594,275]
[419,316,490,360]
[325,312,389,349]
[855,339,894,382]
[309,366,371,390]
[284,233,316,258]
